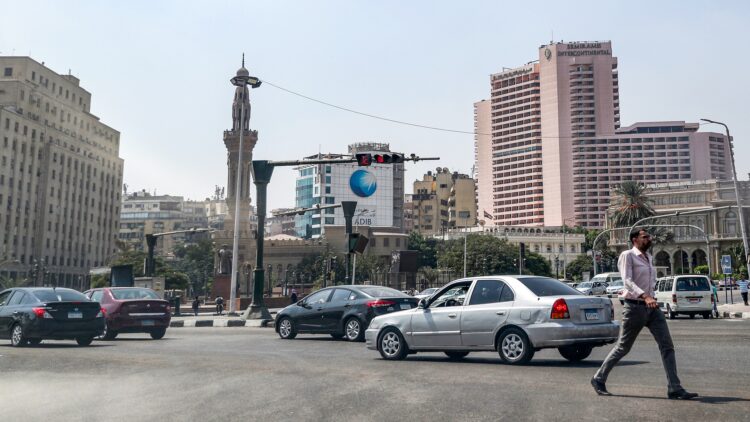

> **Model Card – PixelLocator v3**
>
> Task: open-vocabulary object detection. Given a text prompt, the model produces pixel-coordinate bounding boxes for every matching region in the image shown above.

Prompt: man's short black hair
[629,228,647,243]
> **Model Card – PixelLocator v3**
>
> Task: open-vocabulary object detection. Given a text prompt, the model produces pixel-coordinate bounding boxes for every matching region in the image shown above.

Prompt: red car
[84,287,171,340]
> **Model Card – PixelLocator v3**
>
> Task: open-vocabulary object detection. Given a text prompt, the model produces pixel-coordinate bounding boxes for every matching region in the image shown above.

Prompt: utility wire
[261,78,716,138]
[261,79,481,135]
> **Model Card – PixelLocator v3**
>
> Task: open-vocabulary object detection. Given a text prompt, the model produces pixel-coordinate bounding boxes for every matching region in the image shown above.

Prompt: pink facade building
[475,41,732,228]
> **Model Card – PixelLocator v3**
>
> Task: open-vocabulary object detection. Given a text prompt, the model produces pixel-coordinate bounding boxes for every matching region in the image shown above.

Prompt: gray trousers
[594,302,683,393]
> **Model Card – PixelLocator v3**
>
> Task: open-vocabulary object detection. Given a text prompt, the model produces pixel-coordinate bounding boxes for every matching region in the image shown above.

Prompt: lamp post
[228,60,262,315]
[700,119,749,266]
[562,218,575,280]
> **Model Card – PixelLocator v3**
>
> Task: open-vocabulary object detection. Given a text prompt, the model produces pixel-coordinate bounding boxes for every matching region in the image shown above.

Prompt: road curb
[721,311,750,319]
[169,319,273,328]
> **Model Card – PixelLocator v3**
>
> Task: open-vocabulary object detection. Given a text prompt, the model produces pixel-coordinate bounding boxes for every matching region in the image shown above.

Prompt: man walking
[738,271,749,306]
[591,229,698,400]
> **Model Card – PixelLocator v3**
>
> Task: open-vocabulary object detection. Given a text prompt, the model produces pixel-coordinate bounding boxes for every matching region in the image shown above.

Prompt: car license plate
[400,303,412,310]
[584,310,599,321]
[142,320,155,326]
[68,312,83,319]
[689,298,700,303]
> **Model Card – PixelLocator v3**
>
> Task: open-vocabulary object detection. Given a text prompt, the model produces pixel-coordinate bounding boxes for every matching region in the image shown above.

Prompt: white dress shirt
[618,246,656,300]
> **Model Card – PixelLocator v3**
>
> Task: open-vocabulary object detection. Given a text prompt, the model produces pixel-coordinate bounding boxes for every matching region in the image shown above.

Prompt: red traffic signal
[373,153,404,164]
[355,153,372,166]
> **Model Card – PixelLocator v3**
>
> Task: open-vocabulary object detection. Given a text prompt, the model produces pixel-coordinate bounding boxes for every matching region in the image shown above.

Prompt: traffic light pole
[342,201,357,284]
[242,160,274,321]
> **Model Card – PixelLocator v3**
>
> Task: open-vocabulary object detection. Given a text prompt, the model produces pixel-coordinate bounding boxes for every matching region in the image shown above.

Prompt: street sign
[721,255,732,275]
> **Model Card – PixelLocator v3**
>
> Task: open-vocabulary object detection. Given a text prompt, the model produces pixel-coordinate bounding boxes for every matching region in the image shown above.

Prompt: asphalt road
[1,318,749,422]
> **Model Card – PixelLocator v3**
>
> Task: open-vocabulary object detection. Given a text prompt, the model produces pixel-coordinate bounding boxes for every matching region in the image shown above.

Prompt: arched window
[724,211,737,236]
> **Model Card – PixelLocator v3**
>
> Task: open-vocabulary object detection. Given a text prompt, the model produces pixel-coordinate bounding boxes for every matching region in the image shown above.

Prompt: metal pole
[701,120,749,265]
[463,230,467,278]
[242,160,273,320]
[563,225,567,280]
[228,101,245,315]
[352,254,357,285]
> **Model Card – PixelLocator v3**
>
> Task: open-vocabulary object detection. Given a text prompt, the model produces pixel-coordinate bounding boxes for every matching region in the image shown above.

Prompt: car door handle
[496,311,506,316]
[448,313,457,318]
[344,303,352,308]
[316,307,323,311]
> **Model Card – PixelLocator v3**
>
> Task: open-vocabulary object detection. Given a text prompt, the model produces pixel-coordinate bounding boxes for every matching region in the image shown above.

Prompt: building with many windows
[0,57,123,290]
[474,41,732,228]
[412,168,477,236]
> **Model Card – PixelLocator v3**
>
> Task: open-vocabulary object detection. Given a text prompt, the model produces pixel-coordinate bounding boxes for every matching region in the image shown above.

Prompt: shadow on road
[399,356,648,368]
[100,338,174,342]
[1,343,113,349]
[611,394,750,404]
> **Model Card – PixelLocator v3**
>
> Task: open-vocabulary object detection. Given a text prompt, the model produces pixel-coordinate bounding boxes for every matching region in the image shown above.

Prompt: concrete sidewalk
[168,308,281,328]
[718,302,750,319]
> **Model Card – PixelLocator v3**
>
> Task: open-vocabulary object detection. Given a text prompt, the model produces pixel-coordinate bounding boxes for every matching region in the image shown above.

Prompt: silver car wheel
[381,331,401,357]
[279,319,292,337]
[11,325,23,346]
[501,334,524,361]
[345,319,360,340]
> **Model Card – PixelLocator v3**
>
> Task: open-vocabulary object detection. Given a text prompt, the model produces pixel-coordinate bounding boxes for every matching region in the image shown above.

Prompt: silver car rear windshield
[359,287,408,298]
[518,277,583,297]
[111,288,160,300]
[33,289,89,302]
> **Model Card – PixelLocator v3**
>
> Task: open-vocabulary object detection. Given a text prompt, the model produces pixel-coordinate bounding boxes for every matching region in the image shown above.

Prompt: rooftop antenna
[551,30,554,44]
[242,53,245,67]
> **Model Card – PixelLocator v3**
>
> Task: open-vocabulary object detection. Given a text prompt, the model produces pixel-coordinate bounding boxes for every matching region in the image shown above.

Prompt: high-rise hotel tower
[475,41,732,228]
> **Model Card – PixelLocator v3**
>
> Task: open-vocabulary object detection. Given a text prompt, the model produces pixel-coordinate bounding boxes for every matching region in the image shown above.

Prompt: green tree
[407,231,438,268]
[566,254,594,281]
[90,274,109,288]
[436,235,551,277]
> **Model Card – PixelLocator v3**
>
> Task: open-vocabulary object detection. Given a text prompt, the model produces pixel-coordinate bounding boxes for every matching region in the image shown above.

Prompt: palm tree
[609,181,673,245]
[610,181,656,228]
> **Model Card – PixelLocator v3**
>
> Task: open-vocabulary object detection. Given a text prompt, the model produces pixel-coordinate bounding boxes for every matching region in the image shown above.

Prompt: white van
[654,275,713,319]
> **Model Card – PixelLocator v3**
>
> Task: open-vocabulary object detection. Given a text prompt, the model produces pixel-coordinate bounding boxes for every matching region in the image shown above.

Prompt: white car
[605,280,624,296]
[413,287,439,301]
[576,281,607,296]
[654,275,713,319]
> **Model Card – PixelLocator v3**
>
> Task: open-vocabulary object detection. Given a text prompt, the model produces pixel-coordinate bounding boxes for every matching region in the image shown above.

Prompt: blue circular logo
[349,170,377,197]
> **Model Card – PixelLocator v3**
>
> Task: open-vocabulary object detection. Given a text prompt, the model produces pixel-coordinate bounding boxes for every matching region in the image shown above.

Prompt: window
[90,290,104,302]
[304,289,331,304]
[33,289,89,302]
[330,289,352,303]
[0,291,11,306]
[3,67,11,77]
[517,277,582,297]
[469,279,512,305]
[395,238,401,247]
[383,238,390,247]
[324,217,335,224]
[8,291,26,305]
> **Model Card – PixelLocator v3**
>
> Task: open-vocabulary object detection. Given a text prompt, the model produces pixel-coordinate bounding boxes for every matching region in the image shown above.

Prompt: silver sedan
[365,276,619,364]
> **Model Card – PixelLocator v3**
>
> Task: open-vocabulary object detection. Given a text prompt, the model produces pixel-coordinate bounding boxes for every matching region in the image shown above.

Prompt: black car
[275,285,418,341]
[0,287,105,347]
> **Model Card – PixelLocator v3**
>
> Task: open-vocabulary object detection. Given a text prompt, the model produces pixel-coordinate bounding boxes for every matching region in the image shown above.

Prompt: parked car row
[0,287,170,347]
[276,276,621,365]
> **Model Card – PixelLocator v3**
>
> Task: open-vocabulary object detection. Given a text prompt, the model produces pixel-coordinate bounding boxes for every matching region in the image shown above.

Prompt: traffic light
[372,153,405,164]
[519,242,526,259]
[348,233,369,253]
[355,153,372,166]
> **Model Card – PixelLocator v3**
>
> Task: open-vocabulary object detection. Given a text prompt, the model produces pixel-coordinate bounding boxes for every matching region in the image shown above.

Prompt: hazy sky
[2,1,748,212]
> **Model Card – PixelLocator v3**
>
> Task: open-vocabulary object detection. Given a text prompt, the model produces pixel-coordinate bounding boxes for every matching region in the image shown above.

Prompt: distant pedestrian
[192,296,200,316]
[215,296,225,315]
[290,289,298,304]
[738,272,749,306]
[711,281,719,318]
[591,229,698,400]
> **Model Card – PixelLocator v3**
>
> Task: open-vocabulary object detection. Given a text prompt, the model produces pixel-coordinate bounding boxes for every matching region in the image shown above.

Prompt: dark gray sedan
[275,285,418,342]
[366,276,620,364]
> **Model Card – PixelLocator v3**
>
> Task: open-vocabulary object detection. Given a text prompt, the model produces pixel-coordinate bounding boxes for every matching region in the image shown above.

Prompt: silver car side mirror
[418,298,427,309]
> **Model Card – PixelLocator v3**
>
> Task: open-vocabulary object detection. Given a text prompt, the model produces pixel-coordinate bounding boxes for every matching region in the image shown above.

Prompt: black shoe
[591,378,611,396]
[668,389,698,400]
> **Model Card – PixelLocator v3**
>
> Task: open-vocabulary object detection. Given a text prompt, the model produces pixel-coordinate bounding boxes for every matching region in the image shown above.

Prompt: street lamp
[700,119,749,266]
[228,56,262,315]
[562,217,575,280]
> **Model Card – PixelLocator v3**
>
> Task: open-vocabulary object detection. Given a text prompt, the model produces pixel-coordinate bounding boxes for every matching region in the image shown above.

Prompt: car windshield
[676,277,710,292]
[33,289,90,302]
[520,277,583,296]
[359,287,408,298]
[578,282,593,288]
[419,288,437,295]
[610,281,623,287]
[590,277,607,283]
[111,288,160,300]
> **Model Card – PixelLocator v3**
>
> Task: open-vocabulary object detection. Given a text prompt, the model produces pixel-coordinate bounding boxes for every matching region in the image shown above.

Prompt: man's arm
[619,251,645,298]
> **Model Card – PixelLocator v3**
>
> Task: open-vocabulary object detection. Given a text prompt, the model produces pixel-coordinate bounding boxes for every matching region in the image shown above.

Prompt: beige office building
[412,168,477,236]
[0,57,123,289]
[475,41,732,228]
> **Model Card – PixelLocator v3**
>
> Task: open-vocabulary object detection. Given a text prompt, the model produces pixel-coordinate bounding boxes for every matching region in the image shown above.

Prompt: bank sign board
[330,164,393,227]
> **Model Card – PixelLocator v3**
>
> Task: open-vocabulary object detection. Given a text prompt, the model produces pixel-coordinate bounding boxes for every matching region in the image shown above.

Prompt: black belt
[624,299,646,305]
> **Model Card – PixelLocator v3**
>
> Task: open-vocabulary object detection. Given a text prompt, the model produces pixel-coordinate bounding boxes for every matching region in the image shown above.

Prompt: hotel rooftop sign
[557,42,611,57]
